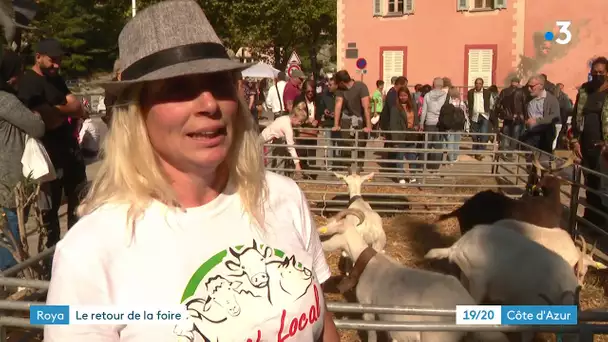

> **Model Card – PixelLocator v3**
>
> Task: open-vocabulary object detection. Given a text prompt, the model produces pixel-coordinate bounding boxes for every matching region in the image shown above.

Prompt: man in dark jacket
[317,77,339,170]
[496,77,527,157]
[380,76,407,170]
[467,78,492,159]
[540,73,557,95]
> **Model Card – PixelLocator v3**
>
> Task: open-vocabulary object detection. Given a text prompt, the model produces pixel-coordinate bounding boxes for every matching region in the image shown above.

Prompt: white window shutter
[383,50,404,87]
[404,0,414,13]
[467,49,494,87]
[457,0,469,11]
[494,0,506,9]
[373,0,382,15]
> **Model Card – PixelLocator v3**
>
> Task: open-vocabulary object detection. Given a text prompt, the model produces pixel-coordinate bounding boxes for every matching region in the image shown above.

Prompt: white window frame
[382,49,405,87]
[384,0,414,15]
[467,49,494,87]
[457,0,506,11]
[373,0,382,15]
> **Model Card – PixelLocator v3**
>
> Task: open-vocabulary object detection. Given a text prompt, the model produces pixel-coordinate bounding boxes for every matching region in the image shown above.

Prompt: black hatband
[120,42,230,81]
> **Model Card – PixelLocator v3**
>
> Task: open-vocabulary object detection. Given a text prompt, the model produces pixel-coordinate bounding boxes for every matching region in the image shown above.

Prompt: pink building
[337,0,606,98]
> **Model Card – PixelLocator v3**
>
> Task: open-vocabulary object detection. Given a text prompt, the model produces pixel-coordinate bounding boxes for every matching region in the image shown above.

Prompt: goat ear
[594,260,607,270]
[317,225,330,235]
[333,172,345,180]
[363,172,375,182]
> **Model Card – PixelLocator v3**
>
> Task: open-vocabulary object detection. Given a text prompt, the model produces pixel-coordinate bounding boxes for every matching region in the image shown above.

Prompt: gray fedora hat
[98,0,251,96]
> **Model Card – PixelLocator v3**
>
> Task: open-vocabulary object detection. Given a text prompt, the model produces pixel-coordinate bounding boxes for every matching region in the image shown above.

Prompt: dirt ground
[301,180,608,342]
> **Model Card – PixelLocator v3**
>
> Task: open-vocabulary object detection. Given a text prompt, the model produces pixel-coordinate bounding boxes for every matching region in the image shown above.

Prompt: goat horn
[574,235,586,282]
[333,208,365,225]
[578,235,587,255]
[559,154,575,170]
[589,241,597,256]
[532,154,547,171]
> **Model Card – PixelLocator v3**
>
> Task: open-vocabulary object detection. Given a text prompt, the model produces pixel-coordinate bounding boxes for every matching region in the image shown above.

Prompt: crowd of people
[255,61,607,232]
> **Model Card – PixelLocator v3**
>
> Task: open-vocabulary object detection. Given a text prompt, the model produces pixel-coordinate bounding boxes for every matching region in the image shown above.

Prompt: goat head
[318,208,365,235]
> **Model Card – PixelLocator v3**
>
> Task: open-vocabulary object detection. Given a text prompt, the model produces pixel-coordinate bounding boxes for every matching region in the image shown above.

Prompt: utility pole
[131,0,136,17]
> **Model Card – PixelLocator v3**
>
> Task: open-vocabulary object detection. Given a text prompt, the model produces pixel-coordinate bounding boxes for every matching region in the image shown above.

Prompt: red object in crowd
[567,127,573,140]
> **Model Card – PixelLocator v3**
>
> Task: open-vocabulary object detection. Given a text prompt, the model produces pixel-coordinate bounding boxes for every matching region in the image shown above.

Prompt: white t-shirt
[45,172,330,342]
[260,116,299,162]
[78,118,108,152]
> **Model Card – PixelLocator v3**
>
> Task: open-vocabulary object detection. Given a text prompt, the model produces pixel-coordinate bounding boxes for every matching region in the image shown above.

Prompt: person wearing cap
[17,37,88,249]
[283,68,306,112]
[43,1,339,342]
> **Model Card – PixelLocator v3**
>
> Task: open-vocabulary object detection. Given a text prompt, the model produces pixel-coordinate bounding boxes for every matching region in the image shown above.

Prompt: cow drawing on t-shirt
[174,240,316,341]
[174,275,261,342]
[225,239,272,288]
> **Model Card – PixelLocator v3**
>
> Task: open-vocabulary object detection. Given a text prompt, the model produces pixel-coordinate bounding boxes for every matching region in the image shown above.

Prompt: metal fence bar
[0,278,49,290]
[328,302,455,316]
[0,246,55,277]
[0,300,40,310]
[0,317,42,329]
[333,320,592,332]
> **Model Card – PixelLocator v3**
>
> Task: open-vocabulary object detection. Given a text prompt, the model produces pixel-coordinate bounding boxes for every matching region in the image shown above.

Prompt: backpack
[438,103,466,131]
[496,88,515,120]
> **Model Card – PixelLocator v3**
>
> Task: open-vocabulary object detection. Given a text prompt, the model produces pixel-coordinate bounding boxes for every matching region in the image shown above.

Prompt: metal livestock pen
[1,128,607,341]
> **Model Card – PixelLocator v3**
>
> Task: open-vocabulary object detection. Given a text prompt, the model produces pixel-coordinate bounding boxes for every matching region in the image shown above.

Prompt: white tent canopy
[241,62,280,78]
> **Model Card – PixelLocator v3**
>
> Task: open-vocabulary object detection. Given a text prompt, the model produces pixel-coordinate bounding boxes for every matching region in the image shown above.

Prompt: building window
[466,48,495,87]
[473,0,494,9]
[388,0,404,13]
[457,0,506,11]
[380,47,407,87]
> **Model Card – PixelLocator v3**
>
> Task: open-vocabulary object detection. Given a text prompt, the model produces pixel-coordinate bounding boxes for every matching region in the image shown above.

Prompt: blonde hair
[290,105,308,121]
[78,82,267,234]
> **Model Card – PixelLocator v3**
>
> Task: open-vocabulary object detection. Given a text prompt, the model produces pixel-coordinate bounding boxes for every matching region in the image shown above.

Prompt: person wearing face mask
[570,56,608,234]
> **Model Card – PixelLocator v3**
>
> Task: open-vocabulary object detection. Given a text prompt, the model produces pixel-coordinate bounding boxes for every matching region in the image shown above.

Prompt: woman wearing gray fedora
[43,1,339,342]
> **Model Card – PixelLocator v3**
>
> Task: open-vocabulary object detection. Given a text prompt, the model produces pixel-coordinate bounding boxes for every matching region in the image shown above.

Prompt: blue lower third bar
[30,305,70,325]
[501,306,577,325]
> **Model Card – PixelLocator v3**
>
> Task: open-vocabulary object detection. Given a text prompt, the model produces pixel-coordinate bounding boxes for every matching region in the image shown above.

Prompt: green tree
[196,0,336,71]
[25,0,130,76]
[25,0,336,76]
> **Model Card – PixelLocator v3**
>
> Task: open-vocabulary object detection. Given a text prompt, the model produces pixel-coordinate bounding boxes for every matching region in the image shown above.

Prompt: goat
[424,222,580,342]
[330,170,385,259]
[493,219,607,285]
[436,154,573,235]
[318,208,508,342]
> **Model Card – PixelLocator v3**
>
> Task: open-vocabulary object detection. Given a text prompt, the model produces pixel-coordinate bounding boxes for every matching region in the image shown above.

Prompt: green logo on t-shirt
[173,239,321,342]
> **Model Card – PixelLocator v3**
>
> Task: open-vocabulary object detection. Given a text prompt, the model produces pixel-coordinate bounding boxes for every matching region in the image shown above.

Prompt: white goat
[318,208,509,342]
[329,171,385,254]
[493,219,607,285]
[425,223,580,342]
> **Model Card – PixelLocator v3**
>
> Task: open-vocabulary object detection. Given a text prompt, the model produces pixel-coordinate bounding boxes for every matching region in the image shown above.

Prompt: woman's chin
[188,147,230,170]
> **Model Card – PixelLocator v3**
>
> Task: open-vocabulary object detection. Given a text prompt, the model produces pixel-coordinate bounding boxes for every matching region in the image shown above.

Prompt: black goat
[437,154,574,235]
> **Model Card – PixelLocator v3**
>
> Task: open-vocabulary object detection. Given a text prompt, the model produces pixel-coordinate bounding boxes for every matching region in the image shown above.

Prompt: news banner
[30,305,578,325]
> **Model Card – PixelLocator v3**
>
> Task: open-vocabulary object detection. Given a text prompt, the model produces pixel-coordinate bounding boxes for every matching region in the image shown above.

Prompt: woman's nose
[193,91,220,117]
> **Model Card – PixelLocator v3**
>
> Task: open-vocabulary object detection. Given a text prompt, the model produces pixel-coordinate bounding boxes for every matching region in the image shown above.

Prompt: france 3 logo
[544,21,572,45]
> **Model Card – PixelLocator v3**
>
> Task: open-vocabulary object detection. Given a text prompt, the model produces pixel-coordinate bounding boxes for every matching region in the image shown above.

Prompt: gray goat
[425,222,580,342]
[318,208,508,342]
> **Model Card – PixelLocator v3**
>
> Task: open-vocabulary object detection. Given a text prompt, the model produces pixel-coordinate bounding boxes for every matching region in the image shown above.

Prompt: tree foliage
[24,0,336,76]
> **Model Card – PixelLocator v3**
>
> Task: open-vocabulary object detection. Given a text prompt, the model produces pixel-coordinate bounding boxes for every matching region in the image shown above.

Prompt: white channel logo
[555,21,572,45]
